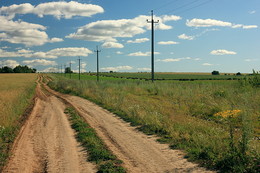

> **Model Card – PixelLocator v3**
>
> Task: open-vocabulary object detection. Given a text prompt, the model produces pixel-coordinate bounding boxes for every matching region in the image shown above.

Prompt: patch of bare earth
[44,79,214,173]
[3,77,96,173]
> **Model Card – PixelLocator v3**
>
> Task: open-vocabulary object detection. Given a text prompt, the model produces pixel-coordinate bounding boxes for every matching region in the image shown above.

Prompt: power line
[147,10,159,82]
[160,0,215,15]
[153,0,181,12]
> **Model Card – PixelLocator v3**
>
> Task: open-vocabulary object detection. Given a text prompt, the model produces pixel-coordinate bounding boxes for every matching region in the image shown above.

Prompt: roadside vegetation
[49,72,259,172]
[65,107,126,173]
[0,74,37,171]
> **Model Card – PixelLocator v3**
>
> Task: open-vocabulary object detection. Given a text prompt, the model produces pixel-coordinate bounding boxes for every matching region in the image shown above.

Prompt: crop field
[0,74,37,170]
[96,72,245,81]
[49,73,260,172]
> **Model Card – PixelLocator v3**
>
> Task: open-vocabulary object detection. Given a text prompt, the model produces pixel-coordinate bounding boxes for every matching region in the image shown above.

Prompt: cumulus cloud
[66,15,180,42]
[102,42,124,48]
[137,67,151,71]
[161,15,182,22]
[202,63,213,66]
[23,59,57,66]
[0,1,104,19]
[178,34,195,40]
[186,18,258,29]
[0,47,92,58]
[210,49,237,55]
[158,41,179,45]
[128,51,160,57]
[0,16,63,46]
[101,66,133,72]
[127,38,149,43]
[0,59,19,68]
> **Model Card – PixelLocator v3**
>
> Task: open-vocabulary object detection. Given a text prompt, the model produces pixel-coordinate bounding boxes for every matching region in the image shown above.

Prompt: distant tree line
[0,65,37,73]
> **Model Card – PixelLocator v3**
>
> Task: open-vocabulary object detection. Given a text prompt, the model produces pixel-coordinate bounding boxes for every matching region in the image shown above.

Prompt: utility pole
[69,61,72,79]
[94,46,101,82]
[147,10,159,82]
[60,65,63,75]
[78,57,81,80]
[64,64,66,77]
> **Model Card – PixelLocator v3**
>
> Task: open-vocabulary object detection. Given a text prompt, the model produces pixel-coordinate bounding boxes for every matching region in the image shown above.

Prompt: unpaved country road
[43,77,214,173]
[3,76,96,173]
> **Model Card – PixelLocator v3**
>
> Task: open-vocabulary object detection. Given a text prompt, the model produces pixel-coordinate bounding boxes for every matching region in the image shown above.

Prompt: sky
[0,0,259,73]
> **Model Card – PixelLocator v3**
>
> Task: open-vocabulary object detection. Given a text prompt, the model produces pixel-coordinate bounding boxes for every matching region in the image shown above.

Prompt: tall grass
[49,75,259,172]
[0,74,37,171]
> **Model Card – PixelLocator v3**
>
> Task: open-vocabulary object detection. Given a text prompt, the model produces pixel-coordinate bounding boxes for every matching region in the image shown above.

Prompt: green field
[96,72,246,81]
[49,72,259,172]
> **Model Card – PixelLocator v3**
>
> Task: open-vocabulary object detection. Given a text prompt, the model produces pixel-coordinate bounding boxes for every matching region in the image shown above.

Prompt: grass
[96,72,245,81]
[64,107,126,173]
[0,74,37,171]
[49,74,260,172]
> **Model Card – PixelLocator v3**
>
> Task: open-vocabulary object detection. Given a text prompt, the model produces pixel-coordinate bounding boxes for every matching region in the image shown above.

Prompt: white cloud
[137,67,151,71]
[116,51,123,54]
[161,15,182,22]
[0,59,19,68]
[158,41,179,45]
[127,38,149,43]
[178,34,195,40]
[102,42,124,48]
[23,59,57,66]
[0,1,104,19]
[0,47,92,58]
[202,63,213,66]
[242,25,258,29]
[157,57,198,62]
[128,51,160,57]
[101,66,133,72]
[0,16,63,46]
[210,49,237,55]
[41,67,59,73]
[66,15,179,42]
[158,58,181,62]
[186,18,258,29]
[49,37,64,43]
[249,10,256,14]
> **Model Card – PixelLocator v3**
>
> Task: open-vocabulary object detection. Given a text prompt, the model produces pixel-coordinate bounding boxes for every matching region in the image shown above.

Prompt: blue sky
[0,0,259,73]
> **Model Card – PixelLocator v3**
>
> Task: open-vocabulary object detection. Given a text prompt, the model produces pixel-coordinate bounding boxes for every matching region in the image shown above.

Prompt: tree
[65,67,73,73]
[236,72,242,76]
[1,66,14,73]
[212,70,220,75]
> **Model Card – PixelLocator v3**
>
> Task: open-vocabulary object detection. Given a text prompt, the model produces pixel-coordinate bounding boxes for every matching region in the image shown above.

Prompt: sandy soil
[3,77,96,173]
[44,77,214,173]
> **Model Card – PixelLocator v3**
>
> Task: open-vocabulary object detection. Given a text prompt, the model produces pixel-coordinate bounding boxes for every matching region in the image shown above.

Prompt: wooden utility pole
[64,64,66,77]
[147,10,159,82]
[69,61,72,79]
[78,57,81,80]
[94,46,101,82]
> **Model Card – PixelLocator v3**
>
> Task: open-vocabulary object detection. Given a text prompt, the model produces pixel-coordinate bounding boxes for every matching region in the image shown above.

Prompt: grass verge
[49,74,259,172]
[64,107,126,173]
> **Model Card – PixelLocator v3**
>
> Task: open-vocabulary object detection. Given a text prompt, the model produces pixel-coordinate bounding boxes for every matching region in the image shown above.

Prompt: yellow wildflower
[214,110,242,118]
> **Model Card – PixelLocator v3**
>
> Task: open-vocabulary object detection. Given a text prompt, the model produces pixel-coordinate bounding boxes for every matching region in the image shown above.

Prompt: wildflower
[214,110,242,118]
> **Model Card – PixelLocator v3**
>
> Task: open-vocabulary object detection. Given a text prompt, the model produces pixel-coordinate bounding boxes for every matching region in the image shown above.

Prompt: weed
[64,107,126,173]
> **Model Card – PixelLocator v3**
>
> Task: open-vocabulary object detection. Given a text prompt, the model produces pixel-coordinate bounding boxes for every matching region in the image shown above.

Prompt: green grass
[49,74,259,172]
[64,107,126,173]
[96,72,245,81]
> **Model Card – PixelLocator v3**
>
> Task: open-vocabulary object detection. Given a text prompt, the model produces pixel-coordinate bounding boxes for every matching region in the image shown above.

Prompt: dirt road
[3,77,96,173]
[4,75,213,173]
